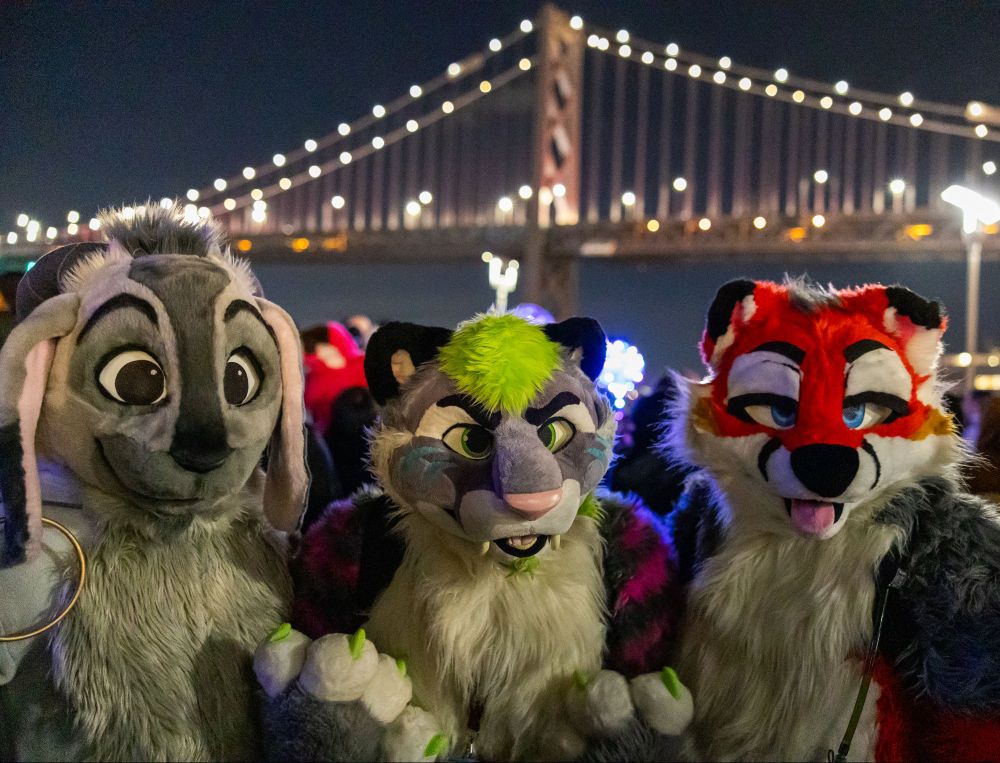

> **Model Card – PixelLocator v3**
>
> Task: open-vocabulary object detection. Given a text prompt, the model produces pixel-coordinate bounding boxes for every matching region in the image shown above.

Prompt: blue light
[598,337,645,410]
[25,260,35,271]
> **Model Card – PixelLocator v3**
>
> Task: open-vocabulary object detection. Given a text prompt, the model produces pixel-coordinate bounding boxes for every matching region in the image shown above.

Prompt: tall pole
[965,229,983,392]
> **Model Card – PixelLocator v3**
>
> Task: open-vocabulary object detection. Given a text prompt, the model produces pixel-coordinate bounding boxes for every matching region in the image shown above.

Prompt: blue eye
[843,404,865,428]
[742,400,797,429]
[771,404,797,428]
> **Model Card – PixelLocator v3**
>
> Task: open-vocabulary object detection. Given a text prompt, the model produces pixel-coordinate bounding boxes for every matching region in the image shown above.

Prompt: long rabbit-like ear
[0,292,80,566]
[256,298,309,533]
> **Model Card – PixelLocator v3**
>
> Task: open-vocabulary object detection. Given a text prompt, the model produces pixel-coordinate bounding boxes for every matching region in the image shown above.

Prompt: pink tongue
[790,500,836,536]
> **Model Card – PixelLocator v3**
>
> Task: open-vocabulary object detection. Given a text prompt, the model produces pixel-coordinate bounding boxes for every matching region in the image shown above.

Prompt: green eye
[442,424,494,460]
[538,417,575,453]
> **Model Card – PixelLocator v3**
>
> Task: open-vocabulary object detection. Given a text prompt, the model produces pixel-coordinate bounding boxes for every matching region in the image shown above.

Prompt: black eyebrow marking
[844,339,891,363]
[751,341,805,365]
[525,391,582,426]
[224,299,276,342]
[436,394,501,429]
[727,392,797,423]
[79,293,158,341]
[843,391,910,419]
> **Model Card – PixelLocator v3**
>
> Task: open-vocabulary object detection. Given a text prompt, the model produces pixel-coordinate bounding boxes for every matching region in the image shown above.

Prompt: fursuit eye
[843,402,892,429]
[744,401,797,429]
[442,424,494,460]
[224,350,262,405]
[538,417,575,452]
[97,349,166,405]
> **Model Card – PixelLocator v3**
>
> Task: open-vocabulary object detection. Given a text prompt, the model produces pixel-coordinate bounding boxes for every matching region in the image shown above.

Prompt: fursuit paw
[566,669,636,739]
[381,706,449,762]
[629,667,694,737]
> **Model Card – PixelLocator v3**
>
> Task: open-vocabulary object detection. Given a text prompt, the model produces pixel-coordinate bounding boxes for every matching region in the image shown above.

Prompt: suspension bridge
[5,4,1000,321]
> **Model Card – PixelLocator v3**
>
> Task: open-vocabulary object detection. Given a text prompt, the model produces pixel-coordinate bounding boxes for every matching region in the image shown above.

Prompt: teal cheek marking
[400,446,445,476]
[586,447,607,460]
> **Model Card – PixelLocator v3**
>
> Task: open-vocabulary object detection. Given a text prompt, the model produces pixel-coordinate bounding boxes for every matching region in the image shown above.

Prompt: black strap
[829,550,907,763]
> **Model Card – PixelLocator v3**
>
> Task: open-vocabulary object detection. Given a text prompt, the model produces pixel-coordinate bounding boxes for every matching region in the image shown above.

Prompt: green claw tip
[349,628,366,660]
[423,733,449,759]
[660,666,681,700]
[396,657,408,677]
[268,622,292,643]
[573,670,590,690]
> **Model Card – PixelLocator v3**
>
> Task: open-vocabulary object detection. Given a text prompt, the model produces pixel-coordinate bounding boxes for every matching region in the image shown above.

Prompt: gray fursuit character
[254,314,693,761]
[0,205,308,760]
[668,278,1000,761]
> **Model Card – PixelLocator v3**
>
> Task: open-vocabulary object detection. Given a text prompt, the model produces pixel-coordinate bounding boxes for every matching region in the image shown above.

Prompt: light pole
[482,252,519,313]
[941,184,1000,391]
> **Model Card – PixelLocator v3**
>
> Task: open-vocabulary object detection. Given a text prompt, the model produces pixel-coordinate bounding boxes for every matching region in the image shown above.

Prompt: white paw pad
[629,667,694,737]
[566,669,635,738]
[254,623,313,698]
[298,629,379,702]
[382,705,447,762]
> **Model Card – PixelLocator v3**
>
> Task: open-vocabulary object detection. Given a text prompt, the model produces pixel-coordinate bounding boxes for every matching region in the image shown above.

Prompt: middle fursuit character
[670,278,1000,761]
[255,313,693,761]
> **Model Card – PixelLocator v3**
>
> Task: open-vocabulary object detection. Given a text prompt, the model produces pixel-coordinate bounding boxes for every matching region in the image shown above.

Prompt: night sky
[4,1,1000,227]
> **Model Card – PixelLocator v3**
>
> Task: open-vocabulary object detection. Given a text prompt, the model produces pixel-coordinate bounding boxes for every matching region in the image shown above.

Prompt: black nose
[170,423,232,474]
[790,444,859,498]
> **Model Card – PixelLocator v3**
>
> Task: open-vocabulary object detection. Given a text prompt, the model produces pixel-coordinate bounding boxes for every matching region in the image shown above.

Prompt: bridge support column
[523,3,583,319]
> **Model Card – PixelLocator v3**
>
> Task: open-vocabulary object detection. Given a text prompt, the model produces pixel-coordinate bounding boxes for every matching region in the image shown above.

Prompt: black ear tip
[543,316,607,381]
[15,241,108,322]
[885,286,943,329]
[706,279,757,343]
[364,322,452,405]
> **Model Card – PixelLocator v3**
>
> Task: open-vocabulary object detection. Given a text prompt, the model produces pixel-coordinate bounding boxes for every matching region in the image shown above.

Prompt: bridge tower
[523,4,584,319]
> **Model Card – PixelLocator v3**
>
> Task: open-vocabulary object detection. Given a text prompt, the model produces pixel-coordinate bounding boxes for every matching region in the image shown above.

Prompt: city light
[278,178,292,190]
[405,200,422,216]
[442,100,454,114]
[409,84,422,98]
[621,191,636,207]
[814,169,829,184]
[338,123,351,136]
[497,196,514,212]
[753,216,767,229]
[889,178,906,195]
[698,217,712,231]
[331,195,345,209]
[820,96,833,109]
[6,232,16,245]
[489,38,501,52]
[187,189,199,201]
[372,136,385,149]
[67,210,79,223]
[665,43,679,56]
[479,80,492,93]
[910,113,924,127]
[447,63,461,78]
[587,34,599,48]
[718,56,732,70]
[713,71,726,85]
[214,178,227,191]
[407,119,419,132]
[251,207,266,223]
[67,223,79,235]
[569,16,583,30]
[641,51,654,65]
[273,153,286,167]
[968,101,984,118]
[985,161,998,176]
[224,198,236,210]
[599,338,645,410]
[418,190,433,204]
[46,226,57,239]
[340,151,352,164]
[519,57,532,71]
[552,183,567,198]
[765,84,778,97]
[688,64,701,78]
[848,101,863,115]
[89,218,101,231]
[835,80,849,95]
[975,124,989,138]
[520,19,532,33]
[243,166,256,180]
[198,207,210,219]
[25,220,39,241]
[878,108,892,121]
[812,214,826,227]
[646,219,660,232]
[958,352,973,367]
[308,165,321,178]
[899,91,914,107]
[792,90,805,103]
[616,29,629,43]
[665,58,677,71]
[518,185,532,200]
[739,77,752,91]
[304,139,318,152]
[251,188,264,200]
[673,177,687,192]
[160,197,173,208]
[941,185,1000,234]
[774,68,788,83]
[618,44,632,58]
[16,213,28,227]
[372,104,386,118]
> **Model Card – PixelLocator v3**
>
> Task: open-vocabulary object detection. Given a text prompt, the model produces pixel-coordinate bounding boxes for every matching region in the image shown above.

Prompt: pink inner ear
[18,340,56,561]
[258,301,308,532]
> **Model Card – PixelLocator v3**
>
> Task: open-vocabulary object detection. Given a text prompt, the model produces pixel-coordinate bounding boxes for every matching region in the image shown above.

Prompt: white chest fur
[679,508,901,761]
[365,517,606,760]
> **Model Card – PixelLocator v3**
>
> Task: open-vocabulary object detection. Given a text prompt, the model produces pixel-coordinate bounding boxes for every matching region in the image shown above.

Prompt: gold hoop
[0,516,88,642]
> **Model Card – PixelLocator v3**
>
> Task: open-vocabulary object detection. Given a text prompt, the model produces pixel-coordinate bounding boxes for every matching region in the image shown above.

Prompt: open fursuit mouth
[492,534,561,557]
[783,498,844,536]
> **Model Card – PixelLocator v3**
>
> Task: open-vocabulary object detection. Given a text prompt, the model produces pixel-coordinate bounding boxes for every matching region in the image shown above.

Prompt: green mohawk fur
[438,314,561,415]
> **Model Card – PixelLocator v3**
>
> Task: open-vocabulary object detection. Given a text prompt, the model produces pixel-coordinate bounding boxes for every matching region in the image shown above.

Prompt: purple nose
[505,487,563,519]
